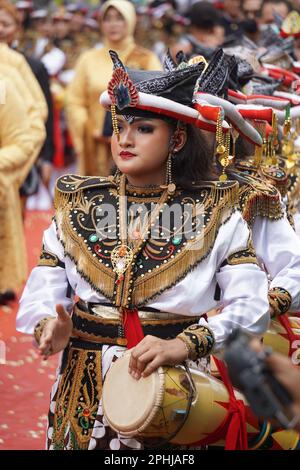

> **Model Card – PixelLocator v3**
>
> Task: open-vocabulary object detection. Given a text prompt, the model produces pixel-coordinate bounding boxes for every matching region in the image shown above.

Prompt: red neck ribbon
[122,307,145,349]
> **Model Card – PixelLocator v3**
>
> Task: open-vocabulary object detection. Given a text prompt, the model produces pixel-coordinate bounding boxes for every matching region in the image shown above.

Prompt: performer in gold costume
[66,0,162,177]
[0,4,47,298]
[0,78,41,298]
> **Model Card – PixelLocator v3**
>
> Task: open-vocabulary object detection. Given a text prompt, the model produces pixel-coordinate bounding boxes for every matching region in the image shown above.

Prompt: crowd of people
[1,0,300,451]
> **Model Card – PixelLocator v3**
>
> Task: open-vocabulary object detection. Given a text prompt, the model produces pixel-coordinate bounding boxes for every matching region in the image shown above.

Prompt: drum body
[263,316,300,358]
[103,352,299,448]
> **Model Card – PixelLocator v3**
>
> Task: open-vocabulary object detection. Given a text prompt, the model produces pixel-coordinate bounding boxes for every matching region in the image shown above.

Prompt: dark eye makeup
[116,120,155,134]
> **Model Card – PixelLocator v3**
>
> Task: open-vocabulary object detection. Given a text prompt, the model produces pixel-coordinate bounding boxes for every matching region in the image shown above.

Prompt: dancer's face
[111,116,186,186]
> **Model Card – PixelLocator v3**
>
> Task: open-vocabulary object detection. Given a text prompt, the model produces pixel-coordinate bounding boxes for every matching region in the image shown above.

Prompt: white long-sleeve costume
[17,207,269,351]
[230,161,300,314]
[252,213,300,311]
[16,175,269,450]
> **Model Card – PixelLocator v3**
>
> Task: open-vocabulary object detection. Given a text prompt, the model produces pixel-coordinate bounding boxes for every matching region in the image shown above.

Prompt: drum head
[102,351,165,436]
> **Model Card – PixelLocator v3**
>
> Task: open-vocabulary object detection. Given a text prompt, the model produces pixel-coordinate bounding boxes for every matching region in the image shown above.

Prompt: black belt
[71,300,200,345]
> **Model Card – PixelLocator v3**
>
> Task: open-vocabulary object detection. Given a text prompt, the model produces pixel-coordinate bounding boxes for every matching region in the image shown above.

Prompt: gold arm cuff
[177,324,215,361]
[268,287,292,317]
[33,317,51,345]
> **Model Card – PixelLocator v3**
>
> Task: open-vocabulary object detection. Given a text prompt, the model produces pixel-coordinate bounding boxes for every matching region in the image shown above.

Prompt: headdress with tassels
[100,49,264,149]
[101,49,233,135]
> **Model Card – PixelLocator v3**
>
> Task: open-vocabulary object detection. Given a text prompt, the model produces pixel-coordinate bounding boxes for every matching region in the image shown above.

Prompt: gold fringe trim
[54,185,85,211]
[54,174,115,210]
[55,202,116,301]
[54,174,117,301]
[55,179,239,307]
[132,182,239,306]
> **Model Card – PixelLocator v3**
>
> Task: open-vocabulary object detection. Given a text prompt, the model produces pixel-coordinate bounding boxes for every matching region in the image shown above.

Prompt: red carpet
[0,211,59,450]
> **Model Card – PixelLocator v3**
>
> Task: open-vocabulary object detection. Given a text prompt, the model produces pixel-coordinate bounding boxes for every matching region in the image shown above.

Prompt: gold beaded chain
[215,110,226,156]
[271,112,279,166]
[111,104,120,141]
[219,128,231,182]
[111,174,172,291]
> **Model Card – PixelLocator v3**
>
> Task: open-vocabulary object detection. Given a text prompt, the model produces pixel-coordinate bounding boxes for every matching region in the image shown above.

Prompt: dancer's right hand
[39,304,73,360]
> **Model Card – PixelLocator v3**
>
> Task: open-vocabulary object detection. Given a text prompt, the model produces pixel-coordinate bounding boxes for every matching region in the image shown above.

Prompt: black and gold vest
[53,174,240,309]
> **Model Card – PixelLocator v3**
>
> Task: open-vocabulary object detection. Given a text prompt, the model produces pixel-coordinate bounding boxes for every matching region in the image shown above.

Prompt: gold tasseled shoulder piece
[260,165,289,198]
[231,159,289,198]
[54,174,116,210]
[237,173,284,225]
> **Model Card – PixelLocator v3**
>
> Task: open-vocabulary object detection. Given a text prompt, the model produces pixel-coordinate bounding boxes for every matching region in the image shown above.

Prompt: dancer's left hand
[128,335,188,380]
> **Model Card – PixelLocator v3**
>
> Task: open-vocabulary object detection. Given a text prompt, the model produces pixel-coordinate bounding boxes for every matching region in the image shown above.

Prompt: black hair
[235,136,255,161]
[188,1,222,30]
[169,121,215,188]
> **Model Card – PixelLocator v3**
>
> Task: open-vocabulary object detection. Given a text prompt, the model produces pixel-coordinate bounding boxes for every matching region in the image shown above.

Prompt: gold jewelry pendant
[167,183,176,195]
[219,155,233,167]
[160,183,176,195]
[216,144,226,155]
[111,244,134,284]
[219,173,228,181]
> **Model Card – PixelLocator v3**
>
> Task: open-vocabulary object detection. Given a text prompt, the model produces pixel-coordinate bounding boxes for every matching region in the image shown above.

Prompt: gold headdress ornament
[281,11,300,38]
[107,66,139,141]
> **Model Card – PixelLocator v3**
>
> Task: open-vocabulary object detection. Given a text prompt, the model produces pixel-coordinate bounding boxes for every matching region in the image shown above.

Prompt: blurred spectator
[240,0,262,42]
[146,0,188,62]
[242,0,262,20]
[52,8,72,42]
[251,340,300,433]
[67,3,88,35]
[0,77,37,304]
[0,0,54,191]
[0,1,47,304]
[259,0,292,26]
[219,0,245,40]
[172,1,225,59]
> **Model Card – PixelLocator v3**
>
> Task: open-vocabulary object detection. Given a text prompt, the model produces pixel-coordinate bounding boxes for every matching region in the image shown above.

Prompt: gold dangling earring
[111,105,120,141]
[215,110,226,156]
[219,128,231,182]
[215,109,229,181]
[165,150,176,195]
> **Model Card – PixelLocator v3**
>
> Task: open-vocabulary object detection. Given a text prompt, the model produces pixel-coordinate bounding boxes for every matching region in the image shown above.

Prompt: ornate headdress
[101,50,231,132]
[100,49,264,146]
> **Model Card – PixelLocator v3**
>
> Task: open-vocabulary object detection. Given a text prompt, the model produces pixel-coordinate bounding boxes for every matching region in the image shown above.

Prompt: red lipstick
[120,151,136,160]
